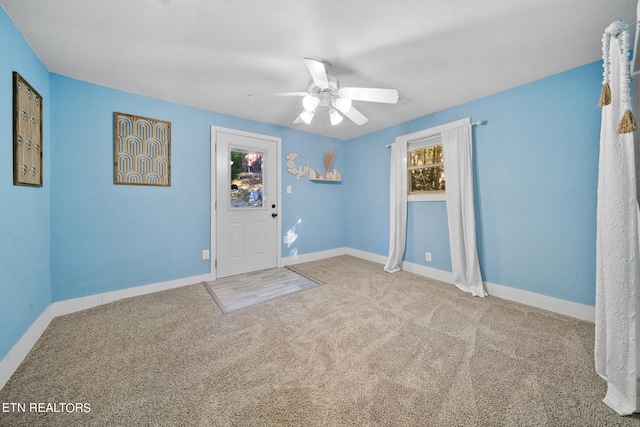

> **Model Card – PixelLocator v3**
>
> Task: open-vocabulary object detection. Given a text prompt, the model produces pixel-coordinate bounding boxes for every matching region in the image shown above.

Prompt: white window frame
[396,117,471,202]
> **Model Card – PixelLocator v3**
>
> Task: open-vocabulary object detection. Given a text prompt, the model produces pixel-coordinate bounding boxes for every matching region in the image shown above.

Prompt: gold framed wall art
[13,72,43,187]
[114,112,171,186]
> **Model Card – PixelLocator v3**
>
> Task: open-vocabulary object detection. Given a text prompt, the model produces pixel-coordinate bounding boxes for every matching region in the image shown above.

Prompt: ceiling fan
[250,58,399,126]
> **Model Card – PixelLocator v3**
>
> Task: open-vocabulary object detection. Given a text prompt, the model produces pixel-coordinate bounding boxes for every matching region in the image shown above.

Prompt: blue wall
[50,76,212,301]
[49,75,346,301]
[345,62,601,306]
[0,9,52,360]
[281,133,347,259]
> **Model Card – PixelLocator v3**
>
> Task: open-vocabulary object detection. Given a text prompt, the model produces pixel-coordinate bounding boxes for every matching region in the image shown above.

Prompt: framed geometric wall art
[114,112,171,186]
[13,72,43,187]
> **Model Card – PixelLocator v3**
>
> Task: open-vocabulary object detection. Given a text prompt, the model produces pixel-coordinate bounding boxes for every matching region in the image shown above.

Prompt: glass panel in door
[230,149,264,209]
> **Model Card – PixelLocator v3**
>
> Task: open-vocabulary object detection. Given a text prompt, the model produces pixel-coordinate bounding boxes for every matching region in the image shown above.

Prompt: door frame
[210,126,282,280]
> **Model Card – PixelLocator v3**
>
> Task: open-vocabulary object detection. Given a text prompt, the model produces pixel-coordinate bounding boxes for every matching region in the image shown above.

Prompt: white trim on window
[407,134,441,149]
[408,193,446,202]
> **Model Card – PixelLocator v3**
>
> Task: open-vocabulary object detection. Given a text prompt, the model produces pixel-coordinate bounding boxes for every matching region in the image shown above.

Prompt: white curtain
[384,141,407,273]
[595,31,640,415]
[442,125,487,297]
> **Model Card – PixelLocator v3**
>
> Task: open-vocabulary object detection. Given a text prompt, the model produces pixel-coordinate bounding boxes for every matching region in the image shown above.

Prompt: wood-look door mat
[204,267,324,313]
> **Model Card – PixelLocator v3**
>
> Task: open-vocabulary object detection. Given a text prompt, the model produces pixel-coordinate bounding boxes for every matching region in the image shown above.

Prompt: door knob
[271,213,278,218]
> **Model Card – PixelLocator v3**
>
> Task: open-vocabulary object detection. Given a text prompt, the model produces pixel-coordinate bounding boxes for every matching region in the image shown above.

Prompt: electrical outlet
[283,235,289,244]
[425,252,432,262]
[202,250,210,260]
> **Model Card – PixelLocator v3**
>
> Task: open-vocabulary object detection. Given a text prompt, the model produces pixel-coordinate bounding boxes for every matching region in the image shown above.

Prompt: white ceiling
[1,0,637,140]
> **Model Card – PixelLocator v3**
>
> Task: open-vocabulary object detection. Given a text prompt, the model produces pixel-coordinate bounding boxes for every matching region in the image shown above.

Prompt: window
[229,149,264,208]
[396,117,469,202]
[407,134,445,200]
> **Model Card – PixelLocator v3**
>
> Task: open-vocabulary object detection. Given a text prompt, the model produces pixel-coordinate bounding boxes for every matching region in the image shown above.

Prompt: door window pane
[230,149,264,208]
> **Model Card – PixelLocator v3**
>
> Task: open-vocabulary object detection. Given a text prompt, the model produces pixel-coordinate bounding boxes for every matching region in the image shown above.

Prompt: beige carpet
[1,255,639,426]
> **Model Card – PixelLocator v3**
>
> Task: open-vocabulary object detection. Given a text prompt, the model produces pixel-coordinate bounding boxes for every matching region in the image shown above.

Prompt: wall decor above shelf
[309,168,341,182]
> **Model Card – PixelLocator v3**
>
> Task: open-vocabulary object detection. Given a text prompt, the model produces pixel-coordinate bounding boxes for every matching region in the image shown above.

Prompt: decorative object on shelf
[13,72,43,187]
[324,147,336,178]
[286,152,309,180]
[114,112,171,186]
[309,168,341,181]
[308,147,341,181]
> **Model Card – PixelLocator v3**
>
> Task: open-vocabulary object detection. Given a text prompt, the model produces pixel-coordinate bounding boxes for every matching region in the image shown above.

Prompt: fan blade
[304,58,329,89]
[294,109,315,125]
[249,92,307,98]
[338,87,399,104]
[333,102,368,126]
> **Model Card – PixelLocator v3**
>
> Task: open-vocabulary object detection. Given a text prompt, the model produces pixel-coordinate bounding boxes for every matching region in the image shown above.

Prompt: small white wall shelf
[309,168,341,182]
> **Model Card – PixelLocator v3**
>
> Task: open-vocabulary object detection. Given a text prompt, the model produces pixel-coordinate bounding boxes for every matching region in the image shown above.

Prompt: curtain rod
[385,120,486,148]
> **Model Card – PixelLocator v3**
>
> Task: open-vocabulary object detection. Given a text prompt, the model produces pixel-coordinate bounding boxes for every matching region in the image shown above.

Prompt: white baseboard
[0,273,213,391]
[0,306,53,391]
[52,273,213,317]
[344,248,388,264]
[484,281,595,322]
[400,260,455,284]
[282,247,348,266]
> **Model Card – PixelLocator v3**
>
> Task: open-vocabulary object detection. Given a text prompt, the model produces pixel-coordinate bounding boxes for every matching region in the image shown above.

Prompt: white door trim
[210,126,282,280]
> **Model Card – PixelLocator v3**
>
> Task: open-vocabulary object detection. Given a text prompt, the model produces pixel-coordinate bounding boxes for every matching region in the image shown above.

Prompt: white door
[213,127,280,278]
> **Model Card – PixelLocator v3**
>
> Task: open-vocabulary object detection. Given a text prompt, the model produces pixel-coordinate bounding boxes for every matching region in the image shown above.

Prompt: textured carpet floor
[1,255,639,426]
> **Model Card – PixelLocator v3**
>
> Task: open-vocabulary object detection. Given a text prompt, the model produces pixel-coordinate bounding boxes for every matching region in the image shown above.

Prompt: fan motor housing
[308,76,340,107]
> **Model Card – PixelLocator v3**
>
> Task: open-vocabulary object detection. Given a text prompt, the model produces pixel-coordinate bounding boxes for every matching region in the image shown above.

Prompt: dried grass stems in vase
[324,148,336,179]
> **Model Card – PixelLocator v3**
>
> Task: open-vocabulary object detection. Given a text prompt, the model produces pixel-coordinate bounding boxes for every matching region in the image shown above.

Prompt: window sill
[408,193,446,202]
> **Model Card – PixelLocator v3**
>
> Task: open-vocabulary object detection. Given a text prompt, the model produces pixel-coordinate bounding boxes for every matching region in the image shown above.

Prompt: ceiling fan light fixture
[329,109,343,126]
[250,58,397,128]
[300,109,315,125]
[334,97,352,113]
[302,95,319,112]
